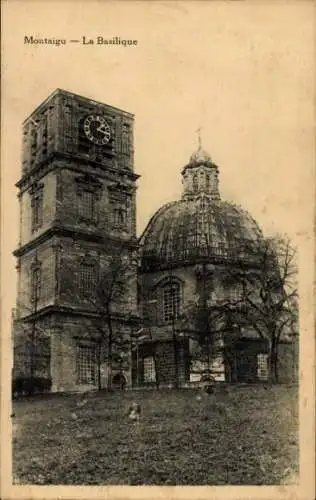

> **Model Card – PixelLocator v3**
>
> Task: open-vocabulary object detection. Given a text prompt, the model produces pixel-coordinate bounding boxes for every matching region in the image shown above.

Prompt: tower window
[193,174,198,192]
[31,188,44,231]
[163,282,181,322]
[78,189,96,222]
[122,123,130,154]
[31,263,41,304]
[79,262,96,294]
[206,174,210,190]
[41,113,48,157]
[76,175,102,223]
[113,208,127,227]
[30,125,38,164]
[109,189,129,230]
[76,344,97,384]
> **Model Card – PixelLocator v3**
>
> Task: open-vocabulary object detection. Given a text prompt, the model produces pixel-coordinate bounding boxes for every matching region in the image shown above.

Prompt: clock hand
[96,124,107,133]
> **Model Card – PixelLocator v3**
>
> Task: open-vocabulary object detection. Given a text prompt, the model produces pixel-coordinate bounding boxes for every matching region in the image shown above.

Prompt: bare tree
[61,239,137,390]
[137,284,160,388]
[88,243,137,390]
[93,250,128,389]
[179,236,298,383]
[207,236,298,383]
[237,236,298,383]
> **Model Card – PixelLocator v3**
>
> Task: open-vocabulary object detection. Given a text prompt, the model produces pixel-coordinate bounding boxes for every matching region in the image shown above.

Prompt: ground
[12,384,298,485]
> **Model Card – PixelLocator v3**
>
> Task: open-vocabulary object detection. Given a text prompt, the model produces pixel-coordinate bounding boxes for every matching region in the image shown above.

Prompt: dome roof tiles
[139,197,263,270]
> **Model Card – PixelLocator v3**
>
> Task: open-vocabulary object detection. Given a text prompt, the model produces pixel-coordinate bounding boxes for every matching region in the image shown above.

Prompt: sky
[2,0,315,319]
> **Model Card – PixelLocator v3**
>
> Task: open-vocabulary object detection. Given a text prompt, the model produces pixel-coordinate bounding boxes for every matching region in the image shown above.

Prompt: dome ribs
[139,196,263,272]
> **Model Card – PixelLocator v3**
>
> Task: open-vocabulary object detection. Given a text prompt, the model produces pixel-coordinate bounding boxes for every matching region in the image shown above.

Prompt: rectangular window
[143,356,156,383]
[40,248,55,305]
[32,192,43,230]
[31,266,41,303]
[78,190,95,222]
[257,353,269,380]
[79,262,96,293]
[76,345,96,384]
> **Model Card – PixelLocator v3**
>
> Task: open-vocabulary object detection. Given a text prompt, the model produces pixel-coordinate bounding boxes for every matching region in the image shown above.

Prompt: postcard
[1,1,315,499]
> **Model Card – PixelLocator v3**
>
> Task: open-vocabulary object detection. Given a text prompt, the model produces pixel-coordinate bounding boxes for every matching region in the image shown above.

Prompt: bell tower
[181,129,220,202]
[13,89,140,392]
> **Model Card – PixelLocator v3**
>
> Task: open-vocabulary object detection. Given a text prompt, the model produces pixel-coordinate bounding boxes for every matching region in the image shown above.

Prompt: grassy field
[12,384,298,485]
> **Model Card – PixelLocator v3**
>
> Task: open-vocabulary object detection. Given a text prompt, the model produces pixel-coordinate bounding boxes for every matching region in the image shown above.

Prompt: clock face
[83,114,111,145]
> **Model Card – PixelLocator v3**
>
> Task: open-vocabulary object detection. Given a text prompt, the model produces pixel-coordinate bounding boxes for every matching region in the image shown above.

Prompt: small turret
[181,128,220,201]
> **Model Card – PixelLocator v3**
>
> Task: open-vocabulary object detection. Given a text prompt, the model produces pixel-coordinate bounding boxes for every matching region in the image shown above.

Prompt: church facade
[12,90,297,392]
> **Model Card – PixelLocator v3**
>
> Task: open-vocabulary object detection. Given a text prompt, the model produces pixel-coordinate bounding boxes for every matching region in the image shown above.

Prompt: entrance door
[236,349,258,382]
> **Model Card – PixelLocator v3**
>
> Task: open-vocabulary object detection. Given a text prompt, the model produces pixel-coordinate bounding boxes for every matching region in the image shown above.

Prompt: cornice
[23,88,134,125]
[181,161,219,176]
[16,154,57,190]
[17,304,141,324]
[139,252,262,274]
[16,152,140,192]
[13,226,139,257]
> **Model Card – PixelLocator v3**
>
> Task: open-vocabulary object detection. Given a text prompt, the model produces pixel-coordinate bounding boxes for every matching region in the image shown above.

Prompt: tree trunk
[30,302,38,377]
[97,343,102,391]
[153,349,160,390]
[173,335,179,389]
[273,340,279,383]
[107,314,113,390]
[29,334,35,378]
[206,336,210,370]
[268,336,278,384]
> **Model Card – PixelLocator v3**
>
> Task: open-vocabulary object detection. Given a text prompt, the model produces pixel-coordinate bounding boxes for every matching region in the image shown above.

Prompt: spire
[189,127,212,164]
[196,127,202,149]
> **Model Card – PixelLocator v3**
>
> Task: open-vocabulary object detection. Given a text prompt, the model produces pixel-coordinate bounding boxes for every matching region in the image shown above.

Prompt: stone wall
[55,166,136,242]
[17,240,57,317]
[19,170,57,247]
[49,316,134,392]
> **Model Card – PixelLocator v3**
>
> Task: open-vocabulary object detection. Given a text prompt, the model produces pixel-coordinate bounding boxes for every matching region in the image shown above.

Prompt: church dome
[140,140,263,271]
[139,198,263,271]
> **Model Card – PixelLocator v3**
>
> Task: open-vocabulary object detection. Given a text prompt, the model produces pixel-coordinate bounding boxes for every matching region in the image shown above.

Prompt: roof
[139,197,263,270]
[23,88,134,124]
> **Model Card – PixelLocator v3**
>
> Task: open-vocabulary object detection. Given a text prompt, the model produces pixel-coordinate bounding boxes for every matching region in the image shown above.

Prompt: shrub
[12,376,52,398]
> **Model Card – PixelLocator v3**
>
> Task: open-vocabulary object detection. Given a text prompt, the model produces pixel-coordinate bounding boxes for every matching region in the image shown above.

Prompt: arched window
[206,174,210,191]
[163,281,181,322]
[193,174,198,192]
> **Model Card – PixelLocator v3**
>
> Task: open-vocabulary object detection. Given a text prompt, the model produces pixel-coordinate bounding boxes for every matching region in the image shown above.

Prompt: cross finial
[196,127,202,149]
